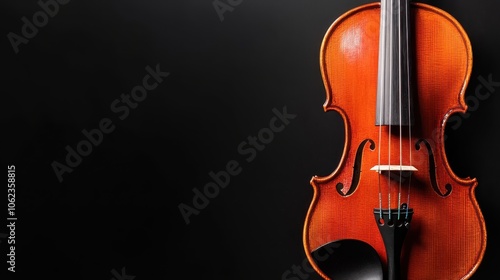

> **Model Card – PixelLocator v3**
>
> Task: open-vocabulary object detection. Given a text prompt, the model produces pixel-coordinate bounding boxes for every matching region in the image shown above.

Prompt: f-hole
[416,139,452,197]
[336,139,375,196]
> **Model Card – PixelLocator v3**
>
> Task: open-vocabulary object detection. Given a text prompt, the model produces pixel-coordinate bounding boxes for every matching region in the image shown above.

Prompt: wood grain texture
[303,2,487,279]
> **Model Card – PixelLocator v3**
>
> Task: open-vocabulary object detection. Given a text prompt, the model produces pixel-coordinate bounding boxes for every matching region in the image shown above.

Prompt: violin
[303,1,487,279]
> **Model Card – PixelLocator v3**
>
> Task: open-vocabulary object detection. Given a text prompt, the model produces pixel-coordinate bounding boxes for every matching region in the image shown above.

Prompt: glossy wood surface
[303,3,487,279]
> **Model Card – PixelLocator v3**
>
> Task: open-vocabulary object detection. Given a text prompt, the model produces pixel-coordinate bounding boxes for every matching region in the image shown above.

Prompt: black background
[1,0,499,279]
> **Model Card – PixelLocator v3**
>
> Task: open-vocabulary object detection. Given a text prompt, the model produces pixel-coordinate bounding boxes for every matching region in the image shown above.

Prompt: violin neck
[376,0,414,126]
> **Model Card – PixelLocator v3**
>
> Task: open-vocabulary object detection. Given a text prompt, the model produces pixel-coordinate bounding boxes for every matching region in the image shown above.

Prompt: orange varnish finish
[303,3,486,280]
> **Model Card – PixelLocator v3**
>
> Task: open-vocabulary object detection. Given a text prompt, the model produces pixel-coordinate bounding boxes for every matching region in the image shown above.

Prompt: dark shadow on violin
[311,239,383,280]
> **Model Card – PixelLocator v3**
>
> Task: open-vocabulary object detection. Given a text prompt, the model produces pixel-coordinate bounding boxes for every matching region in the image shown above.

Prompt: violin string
[405,0,413,219]
[388,0,394,219]
[398,0,403,220]
[377,0,387,219]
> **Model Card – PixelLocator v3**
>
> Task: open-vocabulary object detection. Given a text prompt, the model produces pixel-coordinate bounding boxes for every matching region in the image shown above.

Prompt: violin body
[303,2,486,279]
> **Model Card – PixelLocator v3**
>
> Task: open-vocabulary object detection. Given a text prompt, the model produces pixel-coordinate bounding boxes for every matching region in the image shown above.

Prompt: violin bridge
[370,165,418,174]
